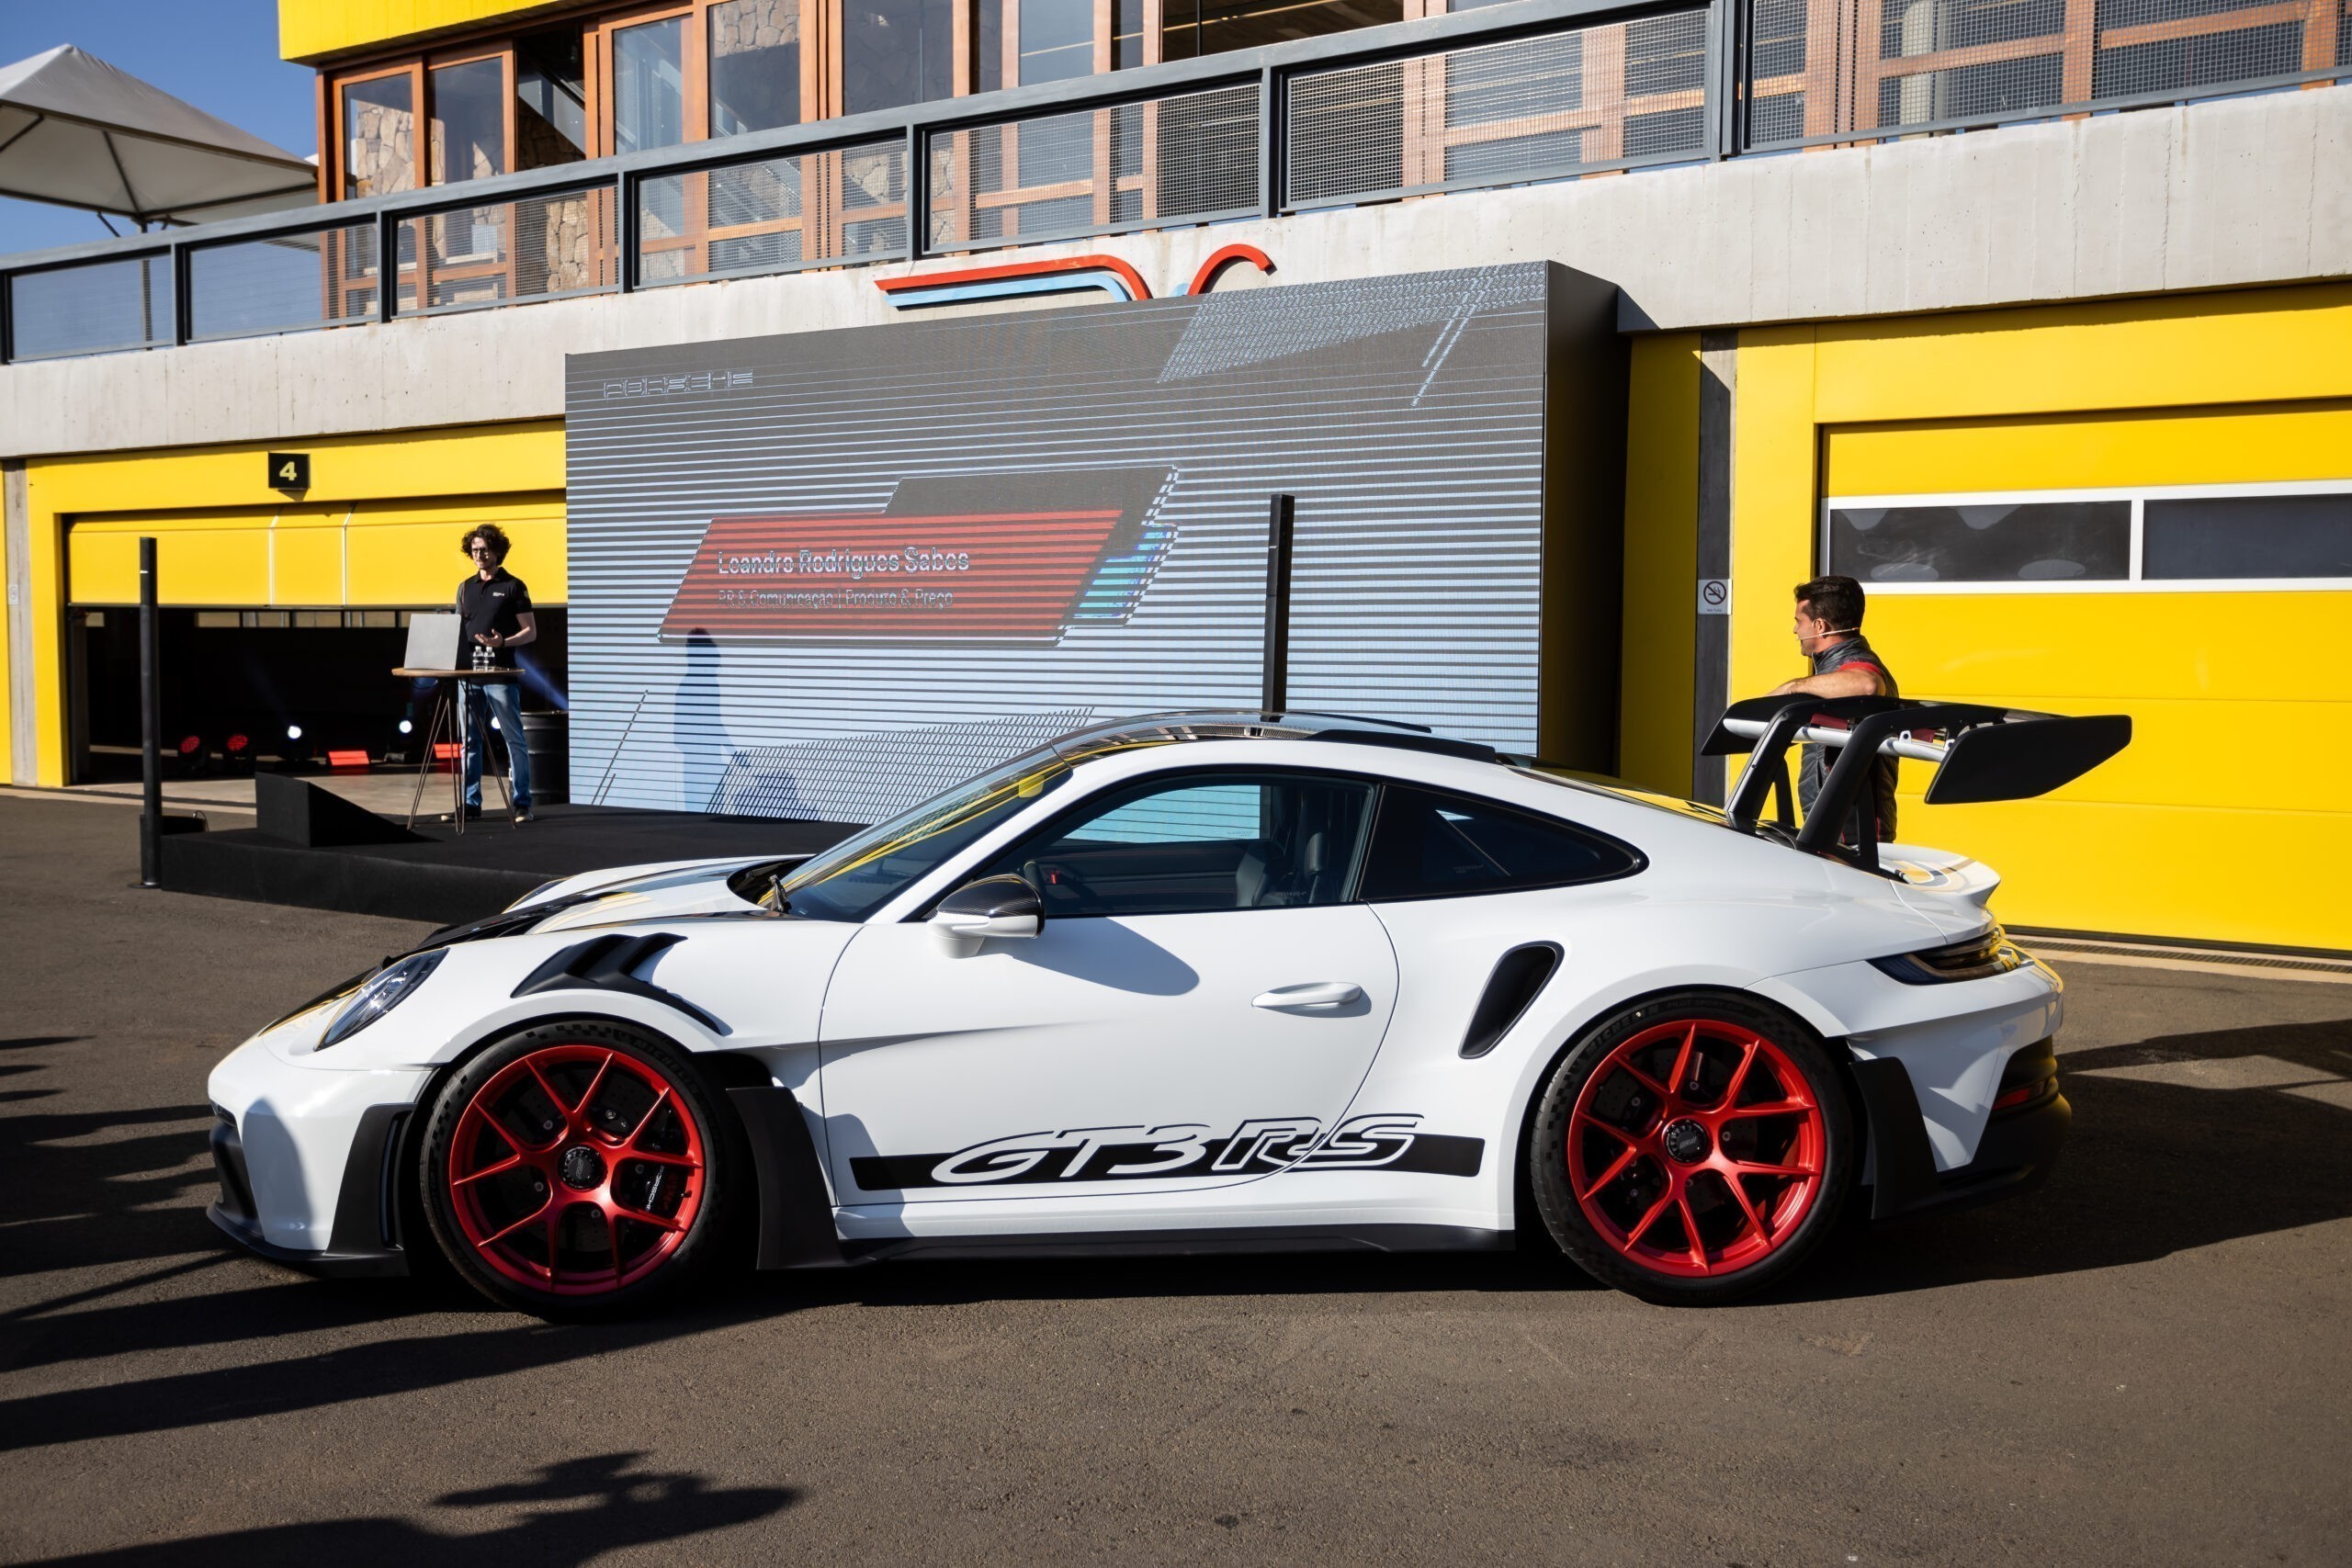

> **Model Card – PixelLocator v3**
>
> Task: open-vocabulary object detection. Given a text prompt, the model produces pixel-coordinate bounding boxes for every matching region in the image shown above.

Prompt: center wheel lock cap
[1661,1118,1712,1165]
[559,1145,607,1190]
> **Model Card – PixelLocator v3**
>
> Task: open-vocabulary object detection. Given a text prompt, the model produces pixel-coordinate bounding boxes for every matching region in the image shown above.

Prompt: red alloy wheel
[1565,1018,1827,1279]
[445,1043,707,1295]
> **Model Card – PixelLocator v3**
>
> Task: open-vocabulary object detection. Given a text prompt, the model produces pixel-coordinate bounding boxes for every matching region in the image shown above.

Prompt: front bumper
[206,1034,430,1276]
[209,1101,414,1277]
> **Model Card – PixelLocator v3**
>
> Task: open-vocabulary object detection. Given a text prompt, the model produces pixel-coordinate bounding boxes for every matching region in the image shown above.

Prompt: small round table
[394,667,522,834]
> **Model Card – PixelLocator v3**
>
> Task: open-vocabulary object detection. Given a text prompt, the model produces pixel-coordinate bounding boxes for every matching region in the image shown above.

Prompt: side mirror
[929,874,1044,942]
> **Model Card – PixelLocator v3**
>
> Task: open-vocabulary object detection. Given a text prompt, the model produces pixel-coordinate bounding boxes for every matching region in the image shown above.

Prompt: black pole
[1261,493,1295,716]
[138,536,161,887]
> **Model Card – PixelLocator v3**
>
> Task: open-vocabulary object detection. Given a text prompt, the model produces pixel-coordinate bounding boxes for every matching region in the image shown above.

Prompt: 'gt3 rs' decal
[849,1113,1484,1191]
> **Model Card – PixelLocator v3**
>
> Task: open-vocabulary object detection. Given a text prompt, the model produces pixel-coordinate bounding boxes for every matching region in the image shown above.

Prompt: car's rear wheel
[419,1019,738,1318]
[1529,992,1853,1304]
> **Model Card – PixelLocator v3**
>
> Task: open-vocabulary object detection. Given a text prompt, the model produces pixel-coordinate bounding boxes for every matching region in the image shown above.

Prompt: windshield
[773,750,1074,921]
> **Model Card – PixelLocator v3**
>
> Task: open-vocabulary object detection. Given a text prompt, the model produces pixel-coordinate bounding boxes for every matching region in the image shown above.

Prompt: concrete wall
[4,83,2347,459]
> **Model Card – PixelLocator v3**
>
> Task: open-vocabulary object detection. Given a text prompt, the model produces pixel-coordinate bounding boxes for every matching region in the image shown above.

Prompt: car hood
[410,854,807,953]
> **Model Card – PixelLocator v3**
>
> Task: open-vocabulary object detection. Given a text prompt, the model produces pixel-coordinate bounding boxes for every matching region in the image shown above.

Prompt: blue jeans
[461,679,532,810]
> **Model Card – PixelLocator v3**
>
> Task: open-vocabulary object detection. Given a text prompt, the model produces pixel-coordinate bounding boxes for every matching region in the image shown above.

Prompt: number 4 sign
[267,453,311,491]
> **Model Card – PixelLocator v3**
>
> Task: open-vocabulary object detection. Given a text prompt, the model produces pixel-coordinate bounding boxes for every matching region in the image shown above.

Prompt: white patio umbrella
[0,44,315,230]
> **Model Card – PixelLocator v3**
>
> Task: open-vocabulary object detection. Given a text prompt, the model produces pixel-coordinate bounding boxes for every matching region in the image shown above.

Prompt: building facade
[3,0,2348,950]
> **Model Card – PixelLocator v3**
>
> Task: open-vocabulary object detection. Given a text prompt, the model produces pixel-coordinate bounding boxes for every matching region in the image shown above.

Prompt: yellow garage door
[69,493,567,607]
[1823,402,2352,953]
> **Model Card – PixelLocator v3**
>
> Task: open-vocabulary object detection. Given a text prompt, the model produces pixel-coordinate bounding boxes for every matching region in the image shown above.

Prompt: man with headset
[1767,573,1900,843]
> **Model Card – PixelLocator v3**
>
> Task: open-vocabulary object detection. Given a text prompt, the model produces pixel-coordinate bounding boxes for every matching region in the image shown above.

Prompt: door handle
[1252,981,1364,1011]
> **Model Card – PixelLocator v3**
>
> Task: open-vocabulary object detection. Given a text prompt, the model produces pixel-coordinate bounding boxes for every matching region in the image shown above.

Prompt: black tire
[1527,990,1854,1305]
[418,1018,743,1319]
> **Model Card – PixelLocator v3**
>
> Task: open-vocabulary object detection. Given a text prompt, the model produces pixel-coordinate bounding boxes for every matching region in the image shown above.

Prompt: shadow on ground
[27,1452,797,1565]
[1784,1012,2352,1300]
[5,1011,2348,1454]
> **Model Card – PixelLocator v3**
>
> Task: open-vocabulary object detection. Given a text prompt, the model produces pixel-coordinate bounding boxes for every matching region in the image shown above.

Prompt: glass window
[711,0,801,136]
[777,750,1073,921]
[842,0,956,114]
[1114,0,1146,67]
[515,28,589,169]
[430,57,505,184]
[978,0,1004,91]
[1022,0,1095,84]
[1166,0,1403,60]
[2143,494,2352,580]
[614,16,687,154]
[341,74,416,198]
[977,0,1107,88]
[982,773,1374,916]
[1357,786,1639,902]
[1827,501,2132,584]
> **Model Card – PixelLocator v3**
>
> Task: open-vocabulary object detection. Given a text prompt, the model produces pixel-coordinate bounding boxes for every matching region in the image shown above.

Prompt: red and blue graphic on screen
[662,468,1175,644]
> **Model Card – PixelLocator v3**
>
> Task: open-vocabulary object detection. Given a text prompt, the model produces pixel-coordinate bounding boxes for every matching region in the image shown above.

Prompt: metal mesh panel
[1286,8,1711,209]
[395,183,616,315]
[1745,0,2352,147]
[7,255,175,359]
[707,708,1097,820]
[929,84,1259,253]
[639,139,909,284]
[187,222,379,342]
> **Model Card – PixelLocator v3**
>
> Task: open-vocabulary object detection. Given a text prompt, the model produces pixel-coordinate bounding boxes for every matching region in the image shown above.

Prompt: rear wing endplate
[1701,695,2131,872]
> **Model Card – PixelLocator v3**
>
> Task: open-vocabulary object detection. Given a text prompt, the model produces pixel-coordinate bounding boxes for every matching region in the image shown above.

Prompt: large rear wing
[1701,695,2132,871]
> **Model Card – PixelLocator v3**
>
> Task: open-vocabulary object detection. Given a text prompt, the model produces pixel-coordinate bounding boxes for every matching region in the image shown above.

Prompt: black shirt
[1795,635,1900,842]
[457,569,532,682]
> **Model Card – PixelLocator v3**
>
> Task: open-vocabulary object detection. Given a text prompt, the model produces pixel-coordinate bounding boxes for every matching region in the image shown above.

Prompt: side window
[981,773,1374,917]
[1358,786,1640,902]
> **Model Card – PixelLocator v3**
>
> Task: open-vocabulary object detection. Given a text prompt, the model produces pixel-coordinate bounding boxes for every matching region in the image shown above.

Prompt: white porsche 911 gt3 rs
[207,701,2128,1314]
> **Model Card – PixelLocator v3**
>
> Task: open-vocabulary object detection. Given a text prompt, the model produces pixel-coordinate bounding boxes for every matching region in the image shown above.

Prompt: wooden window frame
[332,61,427,198]
[413,47,524,311]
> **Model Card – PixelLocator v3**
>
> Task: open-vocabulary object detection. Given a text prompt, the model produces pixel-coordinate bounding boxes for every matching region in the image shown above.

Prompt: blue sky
[0,0,315,255]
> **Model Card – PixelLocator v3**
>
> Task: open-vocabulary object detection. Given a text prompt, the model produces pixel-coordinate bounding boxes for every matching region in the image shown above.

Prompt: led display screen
[566,263,1599,822]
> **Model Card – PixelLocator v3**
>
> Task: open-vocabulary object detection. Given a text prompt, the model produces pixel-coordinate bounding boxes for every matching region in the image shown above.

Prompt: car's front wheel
[418,1019,739,1317]
[1529,992,1853,1304]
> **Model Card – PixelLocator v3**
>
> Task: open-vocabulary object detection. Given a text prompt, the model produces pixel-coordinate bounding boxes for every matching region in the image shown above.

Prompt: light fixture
[286,724,303,740]
[397,718,413,735]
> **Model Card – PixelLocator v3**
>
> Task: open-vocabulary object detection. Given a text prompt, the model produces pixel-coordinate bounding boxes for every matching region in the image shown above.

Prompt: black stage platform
[162,795,856,924]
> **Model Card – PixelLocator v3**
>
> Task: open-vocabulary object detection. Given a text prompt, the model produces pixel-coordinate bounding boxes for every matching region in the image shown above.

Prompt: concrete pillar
[1692,330,1735,805]
[5,458,32,784]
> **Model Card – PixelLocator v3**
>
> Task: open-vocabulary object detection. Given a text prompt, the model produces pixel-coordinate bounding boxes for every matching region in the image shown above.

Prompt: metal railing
[1740,0,2352,149]
[0,0,2343,366]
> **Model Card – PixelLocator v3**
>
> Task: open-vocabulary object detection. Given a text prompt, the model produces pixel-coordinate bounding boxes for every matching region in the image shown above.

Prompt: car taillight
[1869,925,2028,985]
[1991,1038,2059,1114]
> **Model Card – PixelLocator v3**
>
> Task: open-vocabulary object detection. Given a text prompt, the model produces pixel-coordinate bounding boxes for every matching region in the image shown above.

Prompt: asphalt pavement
[1,793,2346,1565]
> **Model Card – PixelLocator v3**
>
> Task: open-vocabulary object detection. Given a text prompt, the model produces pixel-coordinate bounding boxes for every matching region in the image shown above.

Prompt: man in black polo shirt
[1768,573,1901,843]
[455,525,537,823]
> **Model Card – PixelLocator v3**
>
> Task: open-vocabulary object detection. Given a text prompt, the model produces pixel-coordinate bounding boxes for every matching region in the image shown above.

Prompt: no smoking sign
[1697,578,1731,615]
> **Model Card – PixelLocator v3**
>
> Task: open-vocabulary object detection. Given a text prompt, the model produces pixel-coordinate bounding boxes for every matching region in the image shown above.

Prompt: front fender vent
[511,933,729,1035]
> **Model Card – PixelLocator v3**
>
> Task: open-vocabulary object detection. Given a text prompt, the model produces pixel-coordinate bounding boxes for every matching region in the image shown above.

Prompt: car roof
[1048,710,1499,765]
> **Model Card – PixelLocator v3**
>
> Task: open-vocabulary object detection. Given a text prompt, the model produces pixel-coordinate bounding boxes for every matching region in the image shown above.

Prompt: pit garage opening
[64,499,569,787]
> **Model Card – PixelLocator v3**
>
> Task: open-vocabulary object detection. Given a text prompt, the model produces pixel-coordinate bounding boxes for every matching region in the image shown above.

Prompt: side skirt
[841,1224,1515,1265]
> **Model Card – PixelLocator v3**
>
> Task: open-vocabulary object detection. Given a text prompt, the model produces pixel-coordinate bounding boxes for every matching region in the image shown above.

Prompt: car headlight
[319,950,447,1048]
